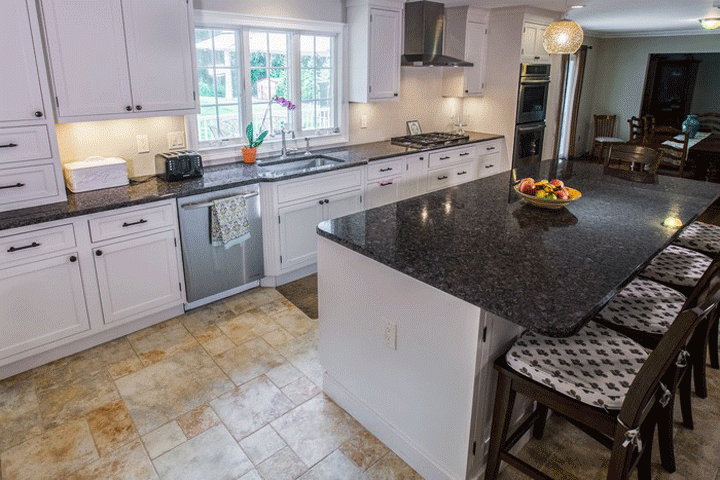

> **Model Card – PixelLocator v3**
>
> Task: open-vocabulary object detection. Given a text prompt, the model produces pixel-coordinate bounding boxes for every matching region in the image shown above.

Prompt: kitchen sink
[257,155,345,177]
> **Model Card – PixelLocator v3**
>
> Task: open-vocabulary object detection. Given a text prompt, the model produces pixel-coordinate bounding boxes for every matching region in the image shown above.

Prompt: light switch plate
[361,115,368,129]
[381,317,396,350]
[136,134,150,154]
[168,131,185,150]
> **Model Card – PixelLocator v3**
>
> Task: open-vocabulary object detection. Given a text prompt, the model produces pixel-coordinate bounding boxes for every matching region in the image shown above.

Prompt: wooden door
[642,56,700,129]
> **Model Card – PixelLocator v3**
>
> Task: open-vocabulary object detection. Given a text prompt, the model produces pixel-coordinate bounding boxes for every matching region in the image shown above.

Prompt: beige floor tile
[107,356,145,380]
[0,376,43,452]
[266,362,304,388]
[271,394,363,467]
[339,429,389,470]
[142,421,187,460]
[153,424,253,480]
[181,303,236,343]
[239,425,287,465]
[299,450,367,480]
[239,469,263,480]
[364,451,423,480]
[256,446,308,480]
[68,439,158,480]
[36,367,121,429]
[176,403,221,438]
[263,327,296,348]
[85,399,138,456]
[269,306,317,337]
[115,345,234,435]
[211,375,295,441]
[282,376,322,406]
[224,288,286,314]
[127,320,199,366]
[217,309,281,345]
[213,338,286,386]
[201,334,237,356]
[0,420,99,480]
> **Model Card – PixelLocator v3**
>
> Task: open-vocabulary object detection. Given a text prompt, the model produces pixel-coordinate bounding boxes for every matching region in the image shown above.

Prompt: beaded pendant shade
[543,19,584,54]
[699,17,720,29]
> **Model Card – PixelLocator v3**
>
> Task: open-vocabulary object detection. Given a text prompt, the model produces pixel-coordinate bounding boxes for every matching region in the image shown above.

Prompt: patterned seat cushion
[674,221,720,255]
[596,278,686,335]
[639,244,712,288]
[506,323,648,409]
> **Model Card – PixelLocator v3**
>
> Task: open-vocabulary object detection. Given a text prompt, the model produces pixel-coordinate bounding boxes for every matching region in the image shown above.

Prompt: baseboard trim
[261,264,317,287]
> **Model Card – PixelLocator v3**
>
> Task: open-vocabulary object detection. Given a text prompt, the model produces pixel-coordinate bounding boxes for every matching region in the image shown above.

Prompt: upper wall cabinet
[521,21,551,62]
[347,0,403,103]
[442,7,489,98]
[39,0,198,122]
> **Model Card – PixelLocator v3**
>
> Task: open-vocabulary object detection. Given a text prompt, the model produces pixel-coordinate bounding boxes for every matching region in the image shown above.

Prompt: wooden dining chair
[648,125,682,144]
[657,131,691,177]
[642,115,655,142]
[628,116,643,142]
[603,143,660,183]
[484,273,720,480]
[593,114,624,162]
[698,112,720,134]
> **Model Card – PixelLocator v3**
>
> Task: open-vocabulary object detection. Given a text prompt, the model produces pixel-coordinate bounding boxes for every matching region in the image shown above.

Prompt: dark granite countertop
[0,132,502,232]
[317,162,720,337]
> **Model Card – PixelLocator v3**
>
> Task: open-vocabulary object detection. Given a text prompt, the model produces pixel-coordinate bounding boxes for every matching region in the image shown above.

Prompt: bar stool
[639,245,712,295]
[593,114,623,162]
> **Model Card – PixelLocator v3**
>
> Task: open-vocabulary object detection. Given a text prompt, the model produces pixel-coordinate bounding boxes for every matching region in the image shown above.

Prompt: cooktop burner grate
[391,132,470,148]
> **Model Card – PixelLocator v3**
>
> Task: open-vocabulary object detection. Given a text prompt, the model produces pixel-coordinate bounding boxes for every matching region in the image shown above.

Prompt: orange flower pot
[241,147,257,164]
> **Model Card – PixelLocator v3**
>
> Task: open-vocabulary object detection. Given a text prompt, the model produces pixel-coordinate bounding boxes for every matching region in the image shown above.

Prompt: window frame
[191,11,347,164]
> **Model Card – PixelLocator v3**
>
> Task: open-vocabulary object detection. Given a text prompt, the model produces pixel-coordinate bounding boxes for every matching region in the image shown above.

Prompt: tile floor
[0,285,718,479]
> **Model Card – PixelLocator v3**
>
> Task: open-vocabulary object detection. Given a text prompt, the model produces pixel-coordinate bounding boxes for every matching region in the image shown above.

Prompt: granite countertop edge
[0,132,503,232]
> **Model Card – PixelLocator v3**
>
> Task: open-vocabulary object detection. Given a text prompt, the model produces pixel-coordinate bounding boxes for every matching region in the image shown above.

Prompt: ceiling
[443,0,720,36]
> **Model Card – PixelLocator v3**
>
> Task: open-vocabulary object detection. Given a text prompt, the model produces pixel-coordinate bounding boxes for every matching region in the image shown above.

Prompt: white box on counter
[63,156,129,193]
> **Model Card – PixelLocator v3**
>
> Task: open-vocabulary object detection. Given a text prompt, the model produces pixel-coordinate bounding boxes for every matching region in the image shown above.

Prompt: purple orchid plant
[246,96,297,149]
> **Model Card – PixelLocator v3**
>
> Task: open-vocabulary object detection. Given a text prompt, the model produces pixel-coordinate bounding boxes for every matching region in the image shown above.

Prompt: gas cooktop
[390,132,470,149]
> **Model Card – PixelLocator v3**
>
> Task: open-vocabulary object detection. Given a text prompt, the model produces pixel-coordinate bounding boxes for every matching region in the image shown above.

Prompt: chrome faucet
[280,128,297,158]
[303,137,312,156]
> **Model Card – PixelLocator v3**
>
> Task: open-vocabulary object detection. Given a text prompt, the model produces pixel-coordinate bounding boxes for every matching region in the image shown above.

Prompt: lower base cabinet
[94,230,183,325]
[0,253,90,360]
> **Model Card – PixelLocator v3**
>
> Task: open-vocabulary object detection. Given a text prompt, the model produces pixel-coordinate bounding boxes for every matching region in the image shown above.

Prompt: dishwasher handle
[180,191,259,210]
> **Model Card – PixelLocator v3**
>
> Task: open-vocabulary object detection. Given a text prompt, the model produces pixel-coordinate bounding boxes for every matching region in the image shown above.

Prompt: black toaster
[155,151,203,181]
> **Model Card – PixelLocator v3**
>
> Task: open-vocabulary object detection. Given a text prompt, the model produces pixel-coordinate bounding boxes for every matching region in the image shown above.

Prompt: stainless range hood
[401,1,473,67]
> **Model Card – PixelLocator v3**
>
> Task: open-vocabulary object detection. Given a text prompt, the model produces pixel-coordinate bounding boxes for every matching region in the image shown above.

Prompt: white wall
[193,0,343,23]
[588,34,720,148]
[572,35,601,156]
[690,53,720,114]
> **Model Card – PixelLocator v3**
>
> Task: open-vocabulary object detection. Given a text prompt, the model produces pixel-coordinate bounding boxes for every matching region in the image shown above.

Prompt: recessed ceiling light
[570,5,585,9]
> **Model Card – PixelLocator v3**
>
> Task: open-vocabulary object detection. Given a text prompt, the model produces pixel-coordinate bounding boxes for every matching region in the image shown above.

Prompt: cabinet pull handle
[379,181,394,186]
[122,219,148,227]
[126,106,133,111]
[439,156,450,160]
[0,143,18,149]
[7,241,40,253]
[485,164,494,169]
[486,147,496,151]
[419,157,424,160]
[379,167,393,172]
[136,105,142,111]
[35,111,43,118]
[0,182,25,189]
[95,250,103,256]
[69,255,77,263]
[457,171,467,175]
[437,175,448,180]
[459,152,470,157]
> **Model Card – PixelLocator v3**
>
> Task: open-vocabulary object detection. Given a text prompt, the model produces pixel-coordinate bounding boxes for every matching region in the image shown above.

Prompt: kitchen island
[316,162,720,480]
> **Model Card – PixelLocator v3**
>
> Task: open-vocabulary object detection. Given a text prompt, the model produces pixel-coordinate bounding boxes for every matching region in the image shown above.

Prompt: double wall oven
[513,63,550,180]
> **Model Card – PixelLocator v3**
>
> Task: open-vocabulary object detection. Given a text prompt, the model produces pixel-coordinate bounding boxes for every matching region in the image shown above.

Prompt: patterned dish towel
[211,195,250,249]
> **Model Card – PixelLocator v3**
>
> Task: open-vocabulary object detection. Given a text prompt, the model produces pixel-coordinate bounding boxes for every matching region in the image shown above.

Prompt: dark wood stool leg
[656,395,676,473]
[680,370,694,429]
[532,403,549,439]
[692,319,709,399]
[637,418,655,480]
[485,372,516,480]
[710,313,719,369]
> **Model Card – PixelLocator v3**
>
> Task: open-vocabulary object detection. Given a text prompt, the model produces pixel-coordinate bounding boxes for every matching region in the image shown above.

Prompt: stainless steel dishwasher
[177,185,263,309]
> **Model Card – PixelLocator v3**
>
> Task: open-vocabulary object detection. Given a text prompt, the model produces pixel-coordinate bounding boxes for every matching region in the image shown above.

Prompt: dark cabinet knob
[136,105,142,111]
[324,199,329,204]
[34,111,43,117]
[126,106,132,111]
[69,255,77,262]
[393,93,398,97]
[318,200,323,205]
[465,90,469,93]
[95,250,103,256]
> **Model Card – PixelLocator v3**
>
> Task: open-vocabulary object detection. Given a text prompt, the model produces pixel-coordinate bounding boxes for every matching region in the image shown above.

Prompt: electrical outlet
[361,115,368,129]
[136,134,150,154]
[167,131,185,150]
[381,318,396,350]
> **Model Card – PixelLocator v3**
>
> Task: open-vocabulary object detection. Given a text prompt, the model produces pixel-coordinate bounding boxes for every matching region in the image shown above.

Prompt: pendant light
[543,2,584,55]
[700,2,720,29]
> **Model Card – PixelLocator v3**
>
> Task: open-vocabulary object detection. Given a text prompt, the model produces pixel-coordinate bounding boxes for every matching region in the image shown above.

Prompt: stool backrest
[657,131,690,176]
[603,143,660,183]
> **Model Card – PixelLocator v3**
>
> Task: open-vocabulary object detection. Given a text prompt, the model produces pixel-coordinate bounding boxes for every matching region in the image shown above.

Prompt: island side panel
[317,236,483,480]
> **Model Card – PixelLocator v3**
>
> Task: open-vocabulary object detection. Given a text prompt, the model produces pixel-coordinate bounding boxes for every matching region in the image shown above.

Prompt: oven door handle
[520,78,550,85]
[516,123,545,133]
[181,191,259,210]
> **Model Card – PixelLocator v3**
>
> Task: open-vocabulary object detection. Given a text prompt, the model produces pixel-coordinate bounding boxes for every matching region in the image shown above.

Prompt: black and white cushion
[639,244,712,288]
[596,278,686,335]
[674,221,720,255]
[506,323,648,409]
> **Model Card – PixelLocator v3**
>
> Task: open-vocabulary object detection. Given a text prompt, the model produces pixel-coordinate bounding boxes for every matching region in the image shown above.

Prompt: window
[194,15,343,152]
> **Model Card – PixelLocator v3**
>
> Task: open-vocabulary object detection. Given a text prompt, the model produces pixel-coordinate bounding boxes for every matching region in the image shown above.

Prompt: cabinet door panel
[464,22,487,95]
[94,230,182,325]
[0,0,46,123]
[41,0,132,118]
[403,154,428,199]
[122,0,196,112]
[0,254,89,360]
[325,191,363,220]
[369,8,401,100]
[278,200,325,271]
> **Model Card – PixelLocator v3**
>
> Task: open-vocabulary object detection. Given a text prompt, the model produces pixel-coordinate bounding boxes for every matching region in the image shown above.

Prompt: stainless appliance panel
[517,64,550,125]
[512,122,545,181]
[177,185,263,305]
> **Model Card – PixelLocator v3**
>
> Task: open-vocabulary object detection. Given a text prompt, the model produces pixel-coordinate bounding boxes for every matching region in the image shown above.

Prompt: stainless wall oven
[516,63,551,125]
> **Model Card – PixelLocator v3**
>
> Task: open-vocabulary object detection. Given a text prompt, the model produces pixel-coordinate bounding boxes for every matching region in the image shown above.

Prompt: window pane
[271,103,292,135]
[316,100,333,130]
[218,104,241,139]
[197,68,216,104]
[269,69,288,98]
[196,29,213,67]
[302,102,316,130]
[269,33,288,67]
[300,35,314,68]
[251,69,269,101]
[315,36,332,68]
[212,30,237,67]
[249,31,267,67]
[315,69,331,99]
[301,68,314,101]
[214,68,240,103]
[197,106,218,142]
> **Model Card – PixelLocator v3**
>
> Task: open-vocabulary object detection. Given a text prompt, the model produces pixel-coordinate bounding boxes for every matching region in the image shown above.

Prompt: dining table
[689,132,720,181]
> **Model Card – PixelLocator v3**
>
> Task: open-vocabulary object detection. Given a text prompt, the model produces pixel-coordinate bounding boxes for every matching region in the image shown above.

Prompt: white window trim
[190,10,349,165]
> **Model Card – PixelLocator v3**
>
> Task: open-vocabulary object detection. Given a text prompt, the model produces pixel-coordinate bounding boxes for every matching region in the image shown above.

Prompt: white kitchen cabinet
[0,252,89,362]
[402,153,428,198]
[442,7,489,97]
[366,177,402,210]
[521,21,550,62]
[347,0,403,103]
[40,0,197,121]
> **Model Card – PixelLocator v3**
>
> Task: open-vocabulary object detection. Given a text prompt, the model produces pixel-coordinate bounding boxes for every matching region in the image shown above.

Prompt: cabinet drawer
[277,167,363,204]
[428,145,476,169]
[366,176,402,209]
[478,153,503,178]
[0,163,59,207]
[89,202,175,242]
[0,126,52,165]
[367,158,403,181]
[0,224,76,265]
[427,163,476,192]
[477,139,502,157]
